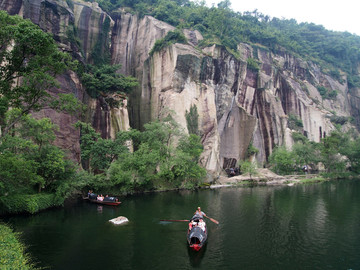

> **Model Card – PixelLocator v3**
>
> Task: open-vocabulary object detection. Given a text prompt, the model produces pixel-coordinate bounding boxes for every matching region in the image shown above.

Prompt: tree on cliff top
[81,64,139,98]
[0,11,76,137]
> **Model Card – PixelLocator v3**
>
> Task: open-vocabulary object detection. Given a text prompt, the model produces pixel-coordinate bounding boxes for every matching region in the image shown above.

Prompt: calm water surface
[3,179,360,269]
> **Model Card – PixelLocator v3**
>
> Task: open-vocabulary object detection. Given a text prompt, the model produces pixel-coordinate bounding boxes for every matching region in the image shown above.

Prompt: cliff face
[1,0,358,176]
[136,41,350,175]
[110,13,354,176]
[1,0,129,161]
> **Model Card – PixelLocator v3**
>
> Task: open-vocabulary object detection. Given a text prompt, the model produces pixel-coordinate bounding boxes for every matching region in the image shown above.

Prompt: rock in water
[109,216,129,225]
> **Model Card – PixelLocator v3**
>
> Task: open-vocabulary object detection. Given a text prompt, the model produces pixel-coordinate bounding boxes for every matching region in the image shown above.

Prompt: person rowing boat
[160,206,219,225]
[193,206,219,225]
[193,206,206,219]
[160,207,218,251]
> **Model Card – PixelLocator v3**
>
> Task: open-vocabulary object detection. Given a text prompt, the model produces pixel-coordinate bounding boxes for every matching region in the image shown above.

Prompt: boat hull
[83,197,121,206]
[187,223,207,251]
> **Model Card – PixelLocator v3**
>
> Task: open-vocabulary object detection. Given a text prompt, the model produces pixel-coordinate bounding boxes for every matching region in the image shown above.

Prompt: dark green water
[3,180,360,269]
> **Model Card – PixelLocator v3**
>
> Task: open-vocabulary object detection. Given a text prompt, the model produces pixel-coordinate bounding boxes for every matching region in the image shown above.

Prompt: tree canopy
[0,12,80,202]
[76,118,206,192]
[0,11,76,136]
[81,64,139,98]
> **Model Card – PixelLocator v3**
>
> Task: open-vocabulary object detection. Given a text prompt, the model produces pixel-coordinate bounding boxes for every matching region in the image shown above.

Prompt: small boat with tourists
[161,207,218,251]
[84,192,121,206]
[187,215,208,251]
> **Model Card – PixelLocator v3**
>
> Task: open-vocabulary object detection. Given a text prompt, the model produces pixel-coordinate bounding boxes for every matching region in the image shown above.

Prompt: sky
[204,0,360,36]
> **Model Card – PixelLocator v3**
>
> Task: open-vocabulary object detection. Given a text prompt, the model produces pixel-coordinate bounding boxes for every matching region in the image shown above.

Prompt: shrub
[247,57,260,71]
[288,114,303,130]
[0,153,44,196]
[185,104,199,135]
[0,193,63,215]
[328,90,338,99]
[0,224,36,269]
[149,30,187,56]
[329,115,348,125]
[268,146,296,175]
[246,143,259,158]
[317,85,328,98]
[239,160,258,179]
[316,86,337,100]
[292,132,309,143]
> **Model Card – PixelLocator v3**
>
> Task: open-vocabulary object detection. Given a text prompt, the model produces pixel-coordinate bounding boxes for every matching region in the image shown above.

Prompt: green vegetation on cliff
[81,64,139,98]
[149,29,187,56]
[84,0,360,88]
[185,104,199,135]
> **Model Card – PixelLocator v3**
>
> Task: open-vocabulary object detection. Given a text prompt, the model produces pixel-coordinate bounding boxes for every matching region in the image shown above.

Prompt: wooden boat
[83,196,121,206]
[187,216,207,251]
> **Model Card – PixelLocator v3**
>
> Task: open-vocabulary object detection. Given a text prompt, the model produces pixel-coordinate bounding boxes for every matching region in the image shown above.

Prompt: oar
[204,215,219,225]
[160,219,190,222]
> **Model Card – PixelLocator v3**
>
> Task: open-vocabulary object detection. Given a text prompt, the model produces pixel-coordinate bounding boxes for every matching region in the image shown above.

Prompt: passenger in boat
[198,219,206,231]
[189,220,198,230]
[104,195,116,202]
[97,194,104,201]
[88,190,98,200]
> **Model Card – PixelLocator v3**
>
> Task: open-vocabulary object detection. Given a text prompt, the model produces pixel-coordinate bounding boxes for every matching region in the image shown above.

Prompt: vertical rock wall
[110,13,175,129]
[108,11,357,177]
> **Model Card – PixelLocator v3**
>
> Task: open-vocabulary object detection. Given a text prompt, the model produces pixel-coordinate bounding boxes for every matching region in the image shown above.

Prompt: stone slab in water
[109,216,129,225]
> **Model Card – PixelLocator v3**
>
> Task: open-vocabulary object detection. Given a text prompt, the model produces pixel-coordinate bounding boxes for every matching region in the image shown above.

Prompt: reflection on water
[2,179,360,269]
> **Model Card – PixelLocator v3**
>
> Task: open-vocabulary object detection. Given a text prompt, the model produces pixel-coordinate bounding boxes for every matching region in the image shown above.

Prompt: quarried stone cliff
[1,1,358,176]
[112,13,354,175]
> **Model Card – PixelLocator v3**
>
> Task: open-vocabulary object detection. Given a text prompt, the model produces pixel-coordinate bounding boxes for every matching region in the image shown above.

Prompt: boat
[187,215,208,251]
[83,193,121,206]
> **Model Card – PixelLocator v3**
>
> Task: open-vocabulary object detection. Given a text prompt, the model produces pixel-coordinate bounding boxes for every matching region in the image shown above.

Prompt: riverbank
[211,168,327,188]
[0,223,36,269]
